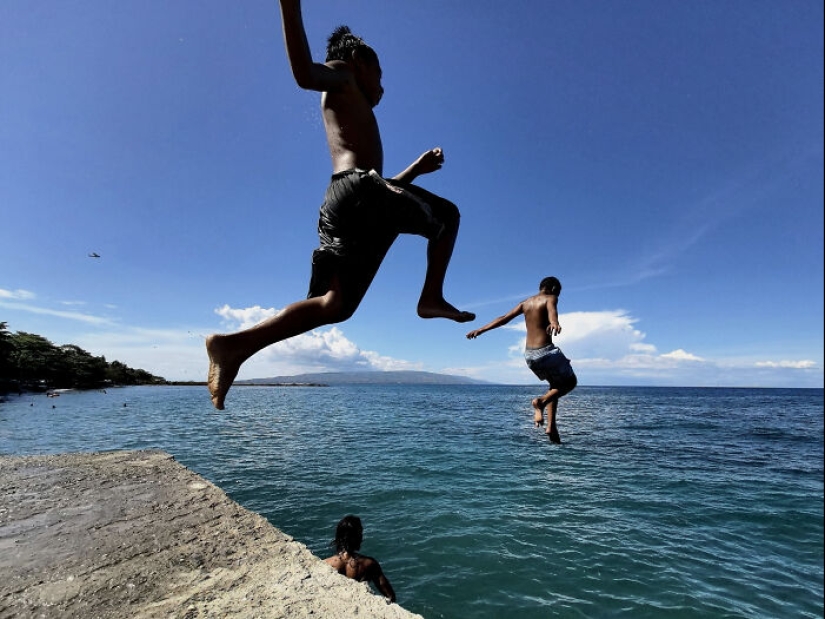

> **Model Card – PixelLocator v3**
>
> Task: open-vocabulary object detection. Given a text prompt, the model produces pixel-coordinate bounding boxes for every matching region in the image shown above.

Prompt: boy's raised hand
[413,147,445,175]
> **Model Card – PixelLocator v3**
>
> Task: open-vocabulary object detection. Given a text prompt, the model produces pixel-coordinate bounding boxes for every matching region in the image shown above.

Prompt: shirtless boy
[466,277,577,443]
[207,0,474,409]
[325,515,396,603]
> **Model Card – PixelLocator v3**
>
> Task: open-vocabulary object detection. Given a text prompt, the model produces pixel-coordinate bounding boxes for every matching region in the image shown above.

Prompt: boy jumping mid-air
[207,1,474,409]
[466,277,577,443]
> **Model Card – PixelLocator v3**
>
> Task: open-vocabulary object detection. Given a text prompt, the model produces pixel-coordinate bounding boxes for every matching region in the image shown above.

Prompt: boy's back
[325,552,377,581]
[324,551,395,602]
[521,292,560,349]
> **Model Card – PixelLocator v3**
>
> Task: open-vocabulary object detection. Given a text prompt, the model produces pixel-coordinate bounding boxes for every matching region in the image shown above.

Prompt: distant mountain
[238,370,489,385]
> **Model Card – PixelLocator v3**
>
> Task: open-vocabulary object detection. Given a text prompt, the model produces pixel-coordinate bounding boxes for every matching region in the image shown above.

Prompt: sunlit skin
[324,551,395,602]
[206,0,474,410]
[323,515,396,602]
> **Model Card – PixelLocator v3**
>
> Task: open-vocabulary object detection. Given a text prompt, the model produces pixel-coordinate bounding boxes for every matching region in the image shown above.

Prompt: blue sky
[1,1,822,387]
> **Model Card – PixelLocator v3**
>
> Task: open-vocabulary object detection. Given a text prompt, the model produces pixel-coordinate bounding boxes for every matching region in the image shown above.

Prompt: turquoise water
[1,385,822,618]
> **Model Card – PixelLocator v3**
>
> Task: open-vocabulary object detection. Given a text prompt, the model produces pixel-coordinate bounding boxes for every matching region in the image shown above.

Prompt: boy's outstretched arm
[279,0,350,92]
[392,147,445,184]
[466,303,524,339]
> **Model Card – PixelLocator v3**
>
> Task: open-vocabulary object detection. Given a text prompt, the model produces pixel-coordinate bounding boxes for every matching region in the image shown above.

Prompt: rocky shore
[0,450,422,619]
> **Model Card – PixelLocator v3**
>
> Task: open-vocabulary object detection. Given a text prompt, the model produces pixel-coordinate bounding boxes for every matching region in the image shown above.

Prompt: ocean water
[1,384,822,619]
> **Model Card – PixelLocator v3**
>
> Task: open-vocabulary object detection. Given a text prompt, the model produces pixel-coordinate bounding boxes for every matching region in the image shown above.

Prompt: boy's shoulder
[324,59,359,84]
[320,60,359,97]
[524,292,548,305]
[325,58,351,71]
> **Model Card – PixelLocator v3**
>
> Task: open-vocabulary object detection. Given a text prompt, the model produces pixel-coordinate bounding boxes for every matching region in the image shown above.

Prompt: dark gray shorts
[524,344,577,391]
[308,169,460,312]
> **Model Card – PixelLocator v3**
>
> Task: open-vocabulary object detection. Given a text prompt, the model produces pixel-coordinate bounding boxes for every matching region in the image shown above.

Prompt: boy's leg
[207,280,355,410]
[417,228,475,323]
[533,386,560,429]
[380,179,475,323]
[531,397,545,427]
[546,398,561,443]
[545,375,576,443]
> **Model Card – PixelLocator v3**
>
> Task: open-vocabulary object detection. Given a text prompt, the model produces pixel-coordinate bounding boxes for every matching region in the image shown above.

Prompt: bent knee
[320,290,359,323]
[560,375,577,396]
[440,200,460,233]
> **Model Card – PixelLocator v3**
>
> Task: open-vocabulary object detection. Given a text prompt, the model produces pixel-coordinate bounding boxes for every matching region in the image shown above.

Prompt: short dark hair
[332,515,363,554]
[540,276,561,295]
[326,25,377,63]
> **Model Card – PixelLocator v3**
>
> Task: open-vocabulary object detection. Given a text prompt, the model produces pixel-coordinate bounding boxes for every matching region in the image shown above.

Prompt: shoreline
[0,450,422,619]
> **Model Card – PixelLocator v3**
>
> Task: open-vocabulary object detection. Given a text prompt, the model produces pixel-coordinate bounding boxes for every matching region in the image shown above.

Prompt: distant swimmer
[467,277,577,443]
[324,515,396,603]
[88,252,100,258]
[206,1,475,410]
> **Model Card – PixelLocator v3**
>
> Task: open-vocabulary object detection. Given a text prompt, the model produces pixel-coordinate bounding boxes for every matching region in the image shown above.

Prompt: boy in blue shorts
[467,277,577,443]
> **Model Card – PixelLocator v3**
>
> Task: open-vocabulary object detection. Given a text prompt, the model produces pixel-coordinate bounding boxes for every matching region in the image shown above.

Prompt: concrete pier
[0,450,422,619]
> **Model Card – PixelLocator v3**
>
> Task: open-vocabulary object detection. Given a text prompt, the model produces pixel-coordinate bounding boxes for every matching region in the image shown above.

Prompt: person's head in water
[332,515,364,554]
[540,276,562,296]
[326,25,383,106]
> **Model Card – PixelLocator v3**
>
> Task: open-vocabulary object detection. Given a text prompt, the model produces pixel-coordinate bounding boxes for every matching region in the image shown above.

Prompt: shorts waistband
[525,344,558,353]
[524,344,558,359]
[331,168,372,181]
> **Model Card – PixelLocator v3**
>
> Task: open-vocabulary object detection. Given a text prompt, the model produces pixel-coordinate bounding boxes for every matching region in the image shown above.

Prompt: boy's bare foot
[417,299,475,323]
[206,334,242,410]
[531,398,545,427]
[547,427,561,444]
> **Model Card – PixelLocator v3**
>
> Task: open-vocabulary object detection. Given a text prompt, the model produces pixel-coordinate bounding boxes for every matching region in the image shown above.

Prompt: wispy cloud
[463,291,533,311]
[0,288,36,300]
[0,300,115,326]
[755,360,816,369]
[592,148,820,290]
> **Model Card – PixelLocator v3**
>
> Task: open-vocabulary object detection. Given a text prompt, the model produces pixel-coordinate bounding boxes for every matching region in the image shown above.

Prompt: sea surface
[1,385,822,619]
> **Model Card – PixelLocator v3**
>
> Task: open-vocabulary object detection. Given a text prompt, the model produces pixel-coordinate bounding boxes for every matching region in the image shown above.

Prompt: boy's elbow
[291,70,314,90]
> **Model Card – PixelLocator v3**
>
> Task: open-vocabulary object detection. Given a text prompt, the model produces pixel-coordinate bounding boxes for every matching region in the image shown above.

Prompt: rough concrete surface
[0,450,423,619]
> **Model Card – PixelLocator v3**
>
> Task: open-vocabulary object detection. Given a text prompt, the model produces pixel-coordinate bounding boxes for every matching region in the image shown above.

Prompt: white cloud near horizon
[465,309,819,385]
[214,304,422,375]
[2,292,818,386]
[755,360,817,369]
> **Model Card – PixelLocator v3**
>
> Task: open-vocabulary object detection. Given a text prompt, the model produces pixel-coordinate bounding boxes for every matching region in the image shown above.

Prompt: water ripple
[1,385,822,618]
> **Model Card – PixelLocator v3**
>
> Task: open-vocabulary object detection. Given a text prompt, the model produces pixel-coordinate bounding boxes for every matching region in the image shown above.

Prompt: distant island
[238,370,489,386]
[0,322,166,394]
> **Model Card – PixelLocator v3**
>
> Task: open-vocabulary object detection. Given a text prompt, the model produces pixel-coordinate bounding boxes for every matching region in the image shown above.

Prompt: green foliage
[0,323,165,393]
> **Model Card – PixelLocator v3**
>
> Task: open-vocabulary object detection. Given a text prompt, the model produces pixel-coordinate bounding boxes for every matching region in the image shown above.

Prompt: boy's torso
[322,84,384,175]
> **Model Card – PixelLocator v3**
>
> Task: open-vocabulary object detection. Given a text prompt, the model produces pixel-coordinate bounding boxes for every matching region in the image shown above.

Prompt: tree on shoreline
[0,322,166,393]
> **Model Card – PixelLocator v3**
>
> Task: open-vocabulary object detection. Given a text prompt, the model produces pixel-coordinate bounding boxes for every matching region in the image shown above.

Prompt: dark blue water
[1,385,822,618]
